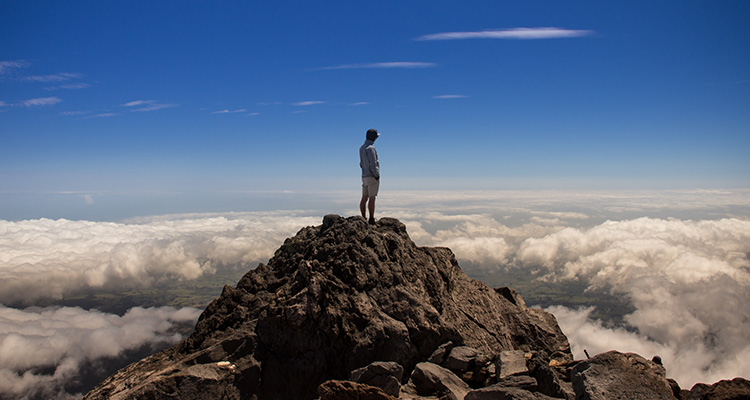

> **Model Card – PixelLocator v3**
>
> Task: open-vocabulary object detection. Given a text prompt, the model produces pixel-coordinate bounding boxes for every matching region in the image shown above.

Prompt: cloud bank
[0,212,319,305]
[0,305,200,400]
[515,218,750,388]
[392,207,750,388]
[1,190,749,393]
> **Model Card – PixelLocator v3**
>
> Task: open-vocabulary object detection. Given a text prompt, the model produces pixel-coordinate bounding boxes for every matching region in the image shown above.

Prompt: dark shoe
[368,217,376,225]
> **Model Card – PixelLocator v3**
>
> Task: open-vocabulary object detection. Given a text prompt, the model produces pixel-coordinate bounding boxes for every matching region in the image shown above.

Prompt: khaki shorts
[362,176,380,197]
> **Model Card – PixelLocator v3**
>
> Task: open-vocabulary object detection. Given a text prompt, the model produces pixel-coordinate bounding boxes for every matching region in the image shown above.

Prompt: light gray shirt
[359,140,379,179]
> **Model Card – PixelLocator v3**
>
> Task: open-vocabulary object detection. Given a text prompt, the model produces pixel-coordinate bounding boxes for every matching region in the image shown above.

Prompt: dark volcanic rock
[318,380,398,400]
[83,215,571,400]
[684,377,750,400]
[350,361,404,397]
[571,351,676,400]
[409,362,471,400]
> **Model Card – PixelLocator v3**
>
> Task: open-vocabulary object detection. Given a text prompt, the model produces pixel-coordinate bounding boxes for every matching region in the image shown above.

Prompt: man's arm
[367,147,380,179]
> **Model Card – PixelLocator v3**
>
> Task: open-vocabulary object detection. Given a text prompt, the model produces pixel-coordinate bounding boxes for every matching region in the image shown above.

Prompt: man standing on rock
[359,128,380,225]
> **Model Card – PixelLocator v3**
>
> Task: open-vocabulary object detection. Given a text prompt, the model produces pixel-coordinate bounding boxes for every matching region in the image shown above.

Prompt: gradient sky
[1,1,749,220]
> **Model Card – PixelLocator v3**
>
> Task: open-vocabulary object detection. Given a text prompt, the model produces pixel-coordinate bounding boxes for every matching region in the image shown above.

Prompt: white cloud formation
[59,111,90,116]
[23,73,82,82]
[549,306,750,389]
[123,100,177,112]
[513,218,750,388]
[382,192,750,388]
[416,27,594,41]
[85,113,117,119]
[45,82,91,91]
[0,305,200,400]
[0,61,28,75]
[21,97,62,107]
[1,189,749,392]
[292,101,325,106]
[212,109,247,114]
[0,212,320,304]
[318,62,437,70]
[432,94,468,99]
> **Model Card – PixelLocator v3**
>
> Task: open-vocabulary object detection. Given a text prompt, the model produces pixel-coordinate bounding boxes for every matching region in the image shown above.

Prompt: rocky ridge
[83,215,750,400]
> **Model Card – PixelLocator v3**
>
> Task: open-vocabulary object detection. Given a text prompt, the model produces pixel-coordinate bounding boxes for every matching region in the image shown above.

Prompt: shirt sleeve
[367,147,380,179]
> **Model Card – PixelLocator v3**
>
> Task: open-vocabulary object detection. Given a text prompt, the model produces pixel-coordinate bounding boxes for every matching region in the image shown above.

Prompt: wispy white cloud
[123,100,177,112]
[318,62,437,70]
[61,110,116,118]
[350,102,370,106]
[432,94,468,99]
[84,112,117,119]
[292,100,325,106]
[0,60,28,75]
[23,72,83,82]
[45,82,91,91]
[21,97,62,107]
[416,27,594,41]
[212,109,247,114]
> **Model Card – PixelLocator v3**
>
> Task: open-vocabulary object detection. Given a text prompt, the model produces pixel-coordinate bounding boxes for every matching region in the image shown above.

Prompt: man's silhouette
[359,128,380,224]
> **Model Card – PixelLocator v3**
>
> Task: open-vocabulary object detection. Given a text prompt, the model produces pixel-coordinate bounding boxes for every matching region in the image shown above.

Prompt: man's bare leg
[360,194,368,219]
[368,196,376,223]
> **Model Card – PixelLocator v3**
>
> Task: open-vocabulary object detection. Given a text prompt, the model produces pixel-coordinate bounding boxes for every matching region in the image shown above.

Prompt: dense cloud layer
[550,306,750,389]
[0,305,201,400]
[1,190,749,395]
[396,209,750,388]
[0,212,319,304]
[517,218,750,388]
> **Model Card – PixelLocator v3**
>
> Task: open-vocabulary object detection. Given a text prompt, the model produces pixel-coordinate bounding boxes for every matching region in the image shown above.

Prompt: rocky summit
[83,215,750,400]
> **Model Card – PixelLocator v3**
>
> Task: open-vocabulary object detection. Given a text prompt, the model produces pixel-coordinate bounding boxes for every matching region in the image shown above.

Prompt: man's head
[366,128,379,141]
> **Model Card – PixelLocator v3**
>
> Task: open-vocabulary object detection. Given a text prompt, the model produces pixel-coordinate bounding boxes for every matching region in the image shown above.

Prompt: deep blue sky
[1,1,749,220]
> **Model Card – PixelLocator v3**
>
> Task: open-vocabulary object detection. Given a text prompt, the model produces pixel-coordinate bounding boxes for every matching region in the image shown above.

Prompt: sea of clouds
[1,190,749,398]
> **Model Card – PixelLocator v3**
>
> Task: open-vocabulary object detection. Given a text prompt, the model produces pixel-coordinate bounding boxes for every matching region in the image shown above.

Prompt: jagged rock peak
[84,215,571,400]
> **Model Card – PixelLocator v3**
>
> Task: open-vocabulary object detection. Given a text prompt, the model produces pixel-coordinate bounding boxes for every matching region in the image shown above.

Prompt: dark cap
[366,128,380,140]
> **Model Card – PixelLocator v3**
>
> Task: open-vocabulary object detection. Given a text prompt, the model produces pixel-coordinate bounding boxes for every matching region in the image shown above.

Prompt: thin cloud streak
[123,100,177,112]
[0,60,28,75]
[45,82,91,91]
[23,72,83,82]
[432,94,468,99]
[416,27,594,41]
[212,109,247,114]
[317,62,437,70]
[21,97,62,107]
[292,101,325,106]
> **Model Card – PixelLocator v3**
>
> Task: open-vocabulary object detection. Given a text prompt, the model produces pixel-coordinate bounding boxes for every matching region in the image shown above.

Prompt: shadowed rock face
[83,215,571,400]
